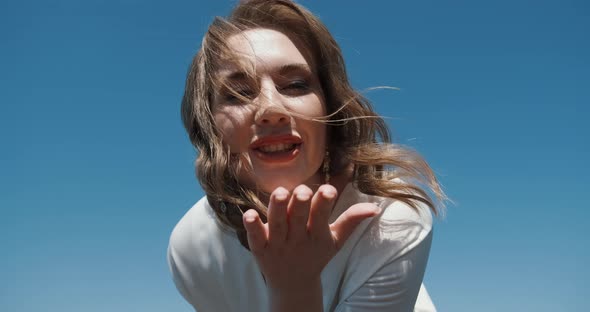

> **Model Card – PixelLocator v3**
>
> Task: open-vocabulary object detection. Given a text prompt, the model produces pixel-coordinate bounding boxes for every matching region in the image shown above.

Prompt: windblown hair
[181,0,446,249]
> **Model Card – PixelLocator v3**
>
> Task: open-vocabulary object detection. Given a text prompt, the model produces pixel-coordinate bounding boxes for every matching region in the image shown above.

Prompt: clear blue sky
[1,0,588,311]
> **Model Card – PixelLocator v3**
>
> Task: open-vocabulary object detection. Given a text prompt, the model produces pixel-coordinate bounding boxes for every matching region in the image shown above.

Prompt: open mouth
[250,136,302,162]
[257,143,298,153]
[253,143,301,161]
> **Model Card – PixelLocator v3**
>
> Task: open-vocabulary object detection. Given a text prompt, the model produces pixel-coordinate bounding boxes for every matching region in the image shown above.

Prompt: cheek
[308,94,327,116]
[315,124,327,156]
[213,110,251,151]
[302,121,327,160]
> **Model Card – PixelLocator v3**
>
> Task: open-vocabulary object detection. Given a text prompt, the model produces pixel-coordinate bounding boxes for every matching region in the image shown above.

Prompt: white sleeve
[335,231,434,312]
[167,244,198,311]
[166,199,233,312]
[330,194,436,312]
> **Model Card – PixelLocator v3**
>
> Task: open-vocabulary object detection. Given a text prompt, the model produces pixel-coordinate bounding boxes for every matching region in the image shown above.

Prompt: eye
[287,80,309,90]
[222,83,256,103]
[280,79,310,95]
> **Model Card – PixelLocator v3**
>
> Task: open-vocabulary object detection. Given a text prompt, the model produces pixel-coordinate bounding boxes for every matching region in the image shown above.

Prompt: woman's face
[212,28,327,194]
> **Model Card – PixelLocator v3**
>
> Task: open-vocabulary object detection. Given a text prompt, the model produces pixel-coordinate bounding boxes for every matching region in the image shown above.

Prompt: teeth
[259,143,295,153]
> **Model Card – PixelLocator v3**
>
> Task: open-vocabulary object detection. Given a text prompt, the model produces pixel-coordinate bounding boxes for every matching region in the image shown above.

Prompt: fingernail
[296,192,311,201]
[245,215,256,223]
[275,192,288,201]
[323,189,336,199]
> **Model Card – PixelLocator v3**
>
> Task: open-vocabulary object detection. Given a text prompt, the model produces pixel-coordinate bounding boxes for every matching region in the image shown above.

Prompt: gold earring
[323,150,330,184]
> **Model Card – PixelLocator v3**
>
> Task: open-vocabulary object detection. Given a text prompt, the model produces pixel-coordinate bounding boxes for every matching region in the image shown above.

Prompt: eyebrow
[277,63,313,75]
[219,63,313,81]
[221,71,249,82]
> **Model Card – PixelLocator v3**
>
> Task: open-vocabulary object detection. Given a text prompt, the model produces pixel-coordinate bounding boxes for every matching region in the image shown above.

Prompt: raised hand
[242,184,381,311]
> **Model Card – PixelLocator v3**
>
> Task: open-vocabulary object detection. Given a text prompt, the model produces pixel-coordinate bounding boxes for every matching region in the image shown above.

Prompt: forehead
[217,28,315,75]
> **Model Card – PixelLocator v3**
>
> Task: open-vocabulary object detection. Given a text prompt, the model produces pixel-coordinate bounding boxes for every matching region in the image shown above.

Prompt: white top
[168,183,437,312]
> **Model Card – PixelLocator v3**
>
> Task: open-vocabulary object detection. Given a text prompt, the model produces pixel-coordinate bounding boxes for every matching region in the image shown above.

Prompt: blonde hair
[181,0,446,249]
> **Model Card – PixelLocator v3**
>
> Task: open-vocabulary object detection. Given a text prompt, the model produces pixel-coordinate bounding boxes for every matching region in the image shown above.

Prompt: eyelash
[222,82,255,102]
[282,80,309,91]
[221,79,311,103]
[225,88,254,102]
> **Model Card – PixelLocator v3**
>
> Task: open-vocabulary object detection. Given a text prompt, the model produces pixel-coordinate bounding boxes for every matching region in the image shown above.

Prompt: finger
[308,184,338,237]
[330,203,381,249]
[267,187,290,245]
[243,209,267,254]
[287,185,314,242]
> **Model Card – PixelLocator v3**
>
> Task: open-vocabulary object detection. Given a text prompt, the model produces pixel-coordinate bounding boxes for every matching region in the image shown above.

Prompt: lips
[250,134,302,162]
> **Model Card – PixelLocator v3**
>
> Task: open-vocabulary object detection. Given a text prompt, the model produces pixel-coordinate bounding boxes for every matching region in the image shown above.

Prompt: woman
[168,1,446,311]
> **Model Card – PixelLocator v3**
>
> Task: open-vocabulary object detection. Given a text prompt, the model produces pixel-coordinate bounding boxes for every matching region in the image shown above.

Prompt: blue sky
[1,0,588,311]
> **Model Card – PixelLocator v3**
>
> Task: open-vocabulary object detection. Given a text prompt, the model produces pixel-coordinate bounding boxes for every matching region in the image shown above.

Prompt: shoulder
[167,197,246,309]
[363,191,433,261]
[335,186,435,304]
[337,183,433,242]
[333,184,434,268]
[169,196,221,247]
[168,196,237,269]
[377,195,433,239]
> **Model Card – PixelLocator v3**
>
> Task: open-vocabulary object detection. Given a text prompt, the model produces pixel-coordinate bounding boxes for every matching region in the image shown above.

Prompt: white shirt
[168,183,437,311]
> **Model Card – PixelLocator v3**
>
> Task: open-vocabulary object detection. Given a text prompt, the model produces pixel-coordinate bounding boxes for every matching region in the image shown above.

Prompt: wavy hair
[181,0,446,249]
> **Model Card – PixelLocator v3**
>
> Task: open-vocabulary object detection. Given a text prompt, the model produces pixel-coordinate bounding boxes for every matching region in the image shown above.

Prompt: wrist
[268,278,323,312]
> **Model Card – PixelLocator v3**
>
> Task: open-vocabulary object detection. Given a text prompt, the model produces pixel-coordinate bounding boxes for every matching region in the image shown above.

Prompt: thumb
[330,203,381,249]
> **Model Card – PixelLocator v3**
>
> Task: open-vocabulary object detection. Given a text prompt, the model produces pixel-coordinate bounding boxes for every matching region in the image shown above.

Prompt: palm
[242,184,381,291]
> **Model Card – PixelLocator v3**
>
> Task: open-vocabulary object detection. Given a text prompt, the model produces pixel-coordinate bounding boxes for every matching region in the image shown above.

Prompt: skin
[212,28,381,312]
[213,28,326,193]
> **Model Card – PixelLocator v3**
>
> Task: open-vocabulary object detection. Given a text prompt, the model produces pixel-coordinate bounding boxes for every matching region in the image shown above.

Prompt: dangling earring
[322,150,331,184]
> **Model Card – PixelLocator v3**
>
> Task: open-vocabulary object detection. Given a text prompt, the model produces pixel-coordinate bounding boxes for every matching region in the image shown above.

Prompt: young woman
[168,1,446,311]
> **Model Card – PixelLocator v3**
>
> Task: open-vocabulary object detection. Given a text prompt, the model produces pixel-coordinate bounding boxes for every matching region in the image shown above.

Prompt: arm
[166,198,233,312]
[167,244,198,311]
[335,232,434,312]
[330,196,435,312]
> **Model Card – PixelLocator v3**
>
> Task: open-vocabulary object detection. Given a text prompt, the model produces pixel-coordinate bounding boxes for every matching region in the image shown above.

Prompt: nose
[254,85,290,126]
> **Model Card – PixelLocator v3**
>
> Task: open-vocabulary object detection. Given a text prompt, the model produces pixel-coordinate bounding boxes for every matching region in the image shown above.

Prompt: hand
[242,184,381,293]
